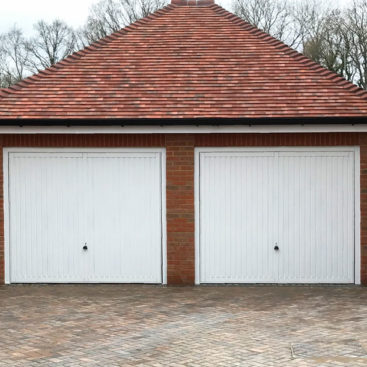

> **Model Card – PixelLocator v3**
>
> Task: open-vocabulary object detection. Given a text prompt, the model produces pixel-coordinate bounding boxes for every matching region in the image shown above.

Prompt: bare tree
[303,10,355,82]
[345,0,367,89]
[1,0,169,86]
[302,1,367,89]
[0,27,29,88]
[25,20,77,72]
[80,0,168,44]
[232,0,367,90]
[232,0,304,48]
[291,1,330,47]
[0,41,9,88]
[233,0,333,50]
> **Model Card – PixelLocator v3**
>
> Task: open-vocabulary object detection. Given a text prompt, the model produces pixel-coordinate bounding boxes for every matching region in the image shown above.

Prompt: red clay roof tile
[0,3,367,120]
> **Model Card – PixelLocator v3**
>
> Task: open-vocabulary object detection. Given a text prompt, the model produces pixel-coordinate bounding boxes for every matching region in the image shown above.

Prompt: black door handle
[274,245,279,251]
[83,244,88,251]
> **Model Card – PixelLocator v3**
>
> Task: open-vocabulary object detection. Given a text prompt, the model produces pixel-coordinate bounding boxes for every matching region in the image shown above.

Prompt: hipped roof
[1,0,367,124]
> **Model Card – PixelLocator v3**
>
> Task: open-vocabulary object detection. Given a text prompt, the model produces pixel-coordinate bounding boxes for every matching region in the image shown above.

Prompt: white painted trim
[0,124,367,134]
[194,148,200,285]
[194,146,361,285]
[161,149,167,285]
[354,147,361,285]
[3,147,165,153]
[195,147,360,153]
[3,151,10,284]
[3,147,167,285]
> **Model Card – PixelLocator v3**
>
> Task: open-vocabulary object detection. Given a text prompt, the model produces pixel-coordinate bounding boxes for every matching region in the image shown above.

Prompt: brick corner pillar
[166,134,195,285]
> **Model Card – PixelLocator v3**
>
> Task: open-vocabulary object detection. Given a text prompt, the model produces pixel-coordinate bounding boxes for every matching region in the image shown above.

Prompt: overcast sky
[0,0,353,37]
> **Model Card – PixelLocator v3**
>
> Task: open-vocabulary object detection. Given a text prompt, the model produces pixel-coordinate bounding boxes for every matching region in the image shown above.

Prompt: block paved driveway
[0,285,366,367]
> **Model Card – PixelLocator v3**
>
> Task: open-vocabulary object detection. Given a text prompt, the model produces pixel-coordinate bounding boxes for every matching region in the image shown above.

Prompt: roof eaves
[210,4,367,103]
[1,116,367,126]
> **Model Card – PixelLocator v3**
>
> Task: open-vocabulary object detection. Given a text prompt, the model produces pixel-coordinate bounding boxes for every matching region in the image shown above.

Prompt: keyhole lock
[83,243,88,251]
[274,244,279,251]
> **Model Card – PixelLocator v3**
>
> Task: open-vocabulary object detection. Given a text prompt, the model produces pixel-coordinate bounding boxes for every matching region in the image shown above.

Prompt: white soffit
[0,124,366,134]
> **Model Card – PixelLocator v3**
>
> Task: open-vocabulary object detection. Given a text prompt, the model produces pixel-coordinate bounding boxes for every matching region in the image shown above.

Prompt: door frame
[194,146,361,285]
[3,147,167,284]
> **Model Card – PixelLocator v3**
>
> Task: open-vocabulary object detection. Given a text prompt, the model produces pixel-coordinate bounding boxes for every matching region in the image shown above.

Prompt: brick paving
[0,285,366,366]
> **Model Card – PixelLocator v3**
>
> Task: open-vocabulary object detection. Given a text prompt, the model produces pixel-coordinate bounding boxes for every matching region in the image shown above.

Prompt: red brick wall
[0,132,365,285]
[166,135,195,284]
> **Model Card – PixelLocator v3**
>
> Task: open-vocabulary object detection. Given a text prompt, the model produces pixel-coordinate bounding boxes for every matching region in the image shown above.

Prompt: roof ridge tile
[171,0,214,6]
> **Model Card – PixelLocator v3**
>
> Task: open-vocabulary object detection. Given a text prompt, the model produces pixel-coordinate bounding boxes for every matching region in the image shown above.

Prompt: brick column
[166,134,195,285]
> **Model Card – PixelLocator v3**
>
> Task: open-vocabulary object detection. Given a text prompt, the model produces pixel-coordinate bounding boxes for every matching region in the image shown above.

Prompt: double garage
[1,0,366,286]
[3,143,361,285]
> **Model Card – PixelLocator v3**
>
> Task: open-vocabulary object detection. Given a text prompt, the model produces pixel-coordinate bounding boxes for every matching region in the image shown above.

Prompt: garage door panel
[9,154,86,282]
[200,153,278,282]
[277,152,355,283]
[86,154,162,283]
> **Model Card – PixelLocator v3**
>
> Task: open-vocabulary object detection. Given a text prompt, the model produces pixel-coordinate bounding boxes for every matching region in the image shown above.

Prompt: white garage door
[7,149,165,283]
[197,148,357,284]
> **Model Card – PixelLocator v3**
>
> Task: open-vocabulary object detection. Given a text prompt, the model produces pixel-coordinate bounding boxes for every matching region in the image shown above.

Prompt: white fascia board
[0,124,367,134]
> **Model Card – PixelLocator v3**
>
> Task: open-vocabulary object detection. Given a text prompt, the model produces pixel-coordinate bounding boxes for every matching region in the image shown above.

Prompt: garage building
[0,0,366,285]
